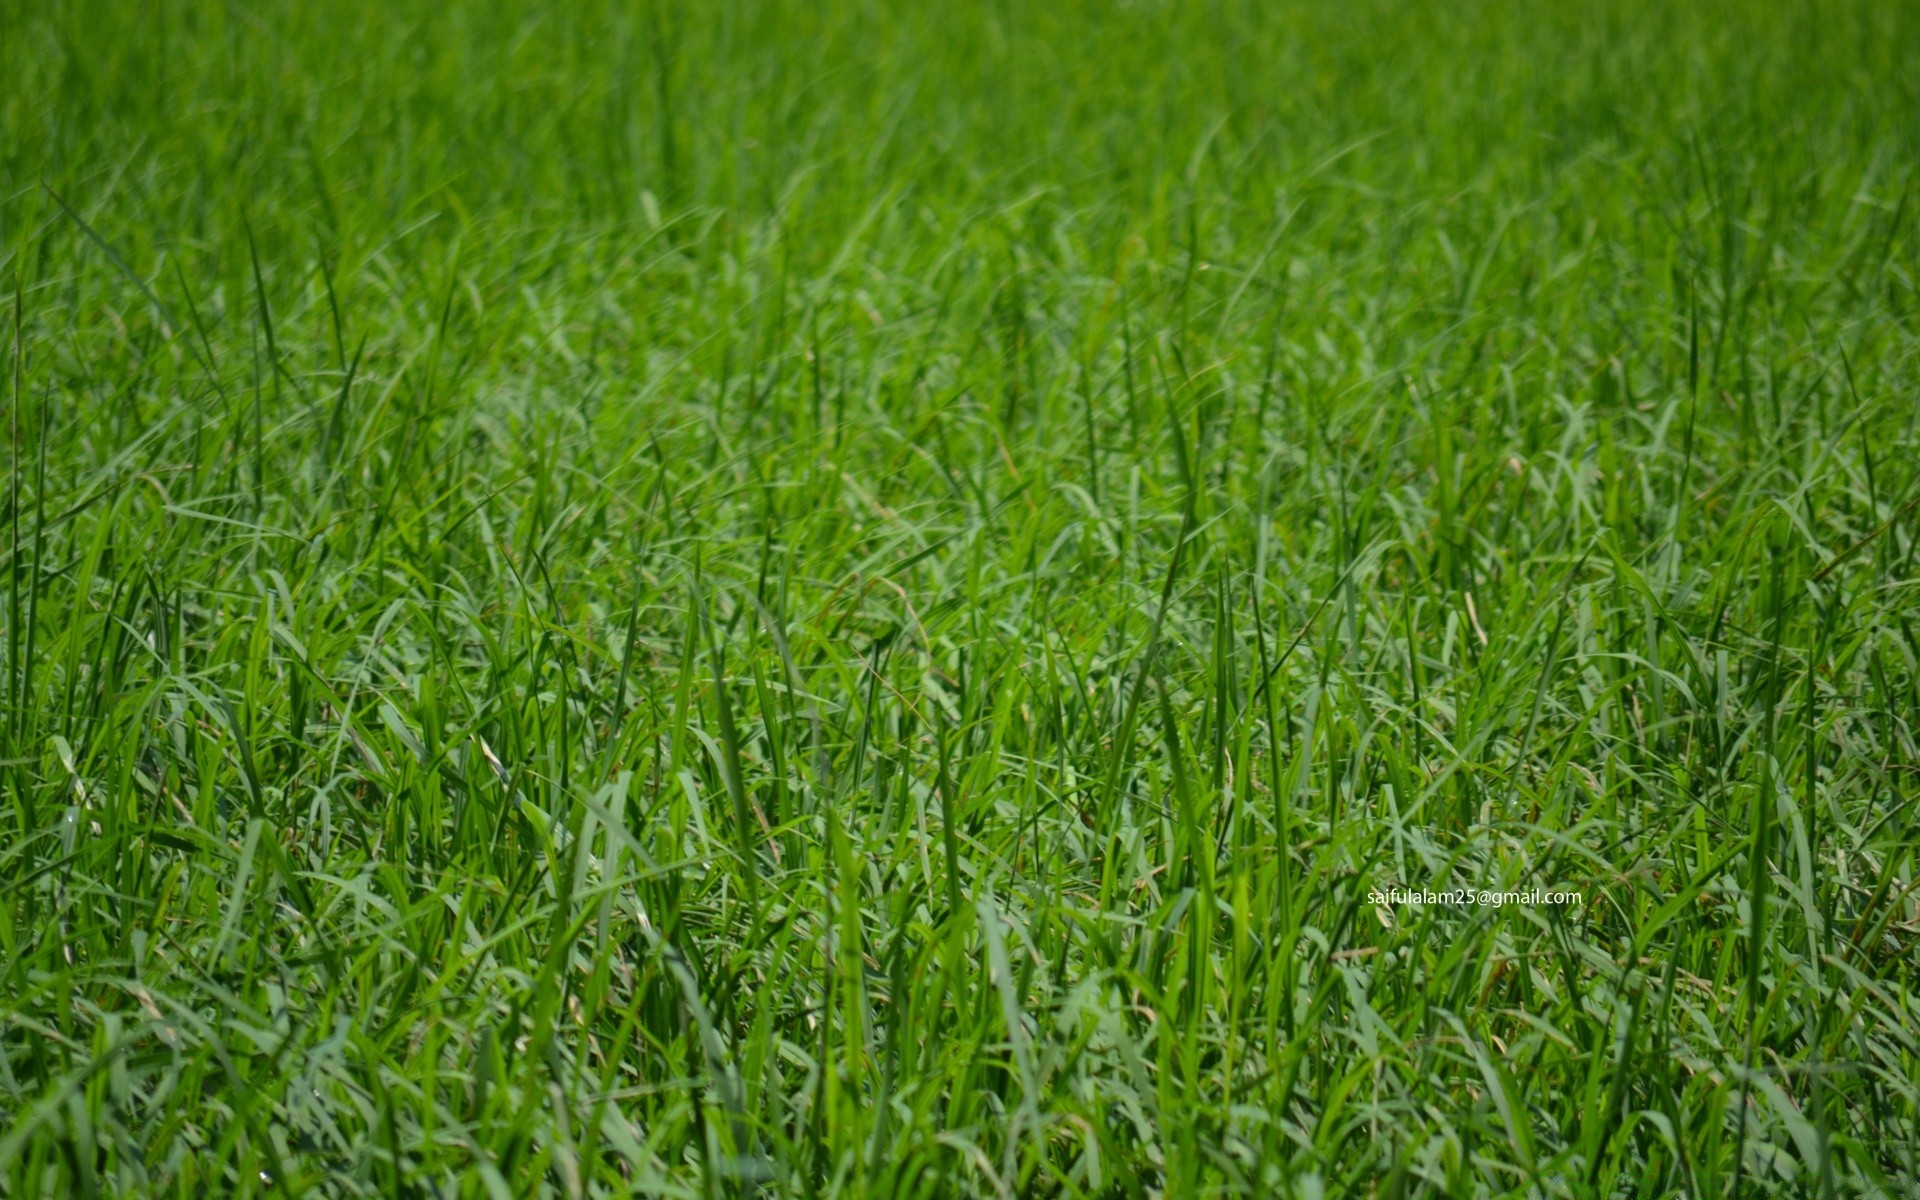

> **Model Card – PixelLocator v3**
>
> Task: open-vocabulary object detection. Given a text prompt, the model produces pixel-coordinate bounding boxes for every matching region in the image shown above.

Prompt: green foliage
[3,0,1918,1194]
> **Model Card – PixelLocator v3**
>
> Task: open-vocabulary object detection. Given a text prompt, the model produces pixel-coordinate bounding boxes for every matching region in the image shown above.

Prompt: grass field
[4,0,1920,1194]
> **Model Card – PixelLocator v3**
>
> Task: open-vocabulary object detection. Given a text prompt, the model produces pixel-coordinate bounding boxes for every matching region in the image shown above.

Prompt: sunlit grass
[3,0,1918,1194]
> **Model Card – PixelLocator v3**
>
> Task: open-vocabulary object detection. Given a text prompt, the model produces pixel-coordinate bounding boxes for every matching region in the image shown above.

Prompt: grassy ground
[4,0,1919,1194]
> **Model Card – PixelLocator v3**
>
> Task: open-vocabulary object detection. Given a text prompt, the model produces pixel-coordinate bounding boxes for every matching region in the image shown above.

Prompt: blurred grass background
[3,0,1919,1195]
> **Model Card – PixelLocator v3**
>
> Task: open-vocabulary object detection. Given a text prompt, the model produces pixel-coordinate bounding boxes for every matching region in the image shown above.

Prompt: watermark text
[1367,886,1583,908]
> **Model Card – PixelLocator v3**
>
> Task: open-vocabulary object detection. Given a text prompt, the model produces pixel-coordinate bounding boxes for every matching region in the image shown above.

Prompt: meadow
[3,0,1919,1194]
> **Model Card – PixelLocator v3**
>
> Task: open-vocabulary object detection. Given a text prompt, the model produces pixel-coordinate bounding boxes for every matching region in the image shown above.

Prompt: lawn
[3,0,1919,1195]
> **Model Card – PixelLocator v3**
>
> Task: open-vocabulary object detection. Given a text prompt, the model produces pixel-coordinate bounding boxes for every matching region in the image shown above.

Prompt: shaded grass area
[3,0,1919,1194]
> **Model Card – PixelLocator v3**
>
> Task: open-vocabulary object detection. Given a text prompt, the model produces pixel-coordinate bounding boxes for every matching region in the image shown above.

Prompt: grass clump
[3,0,1919,1194]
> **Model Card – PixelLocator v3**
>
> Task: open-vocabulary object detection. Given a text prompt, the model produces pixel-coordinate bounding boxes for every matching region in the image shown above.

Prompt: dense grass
[4,0,1920,1194]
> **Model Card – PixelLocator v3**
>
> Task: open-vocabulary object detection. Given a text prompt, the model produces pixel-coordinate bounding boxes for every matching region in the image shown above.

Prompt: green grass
[4,0,1920,1194]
